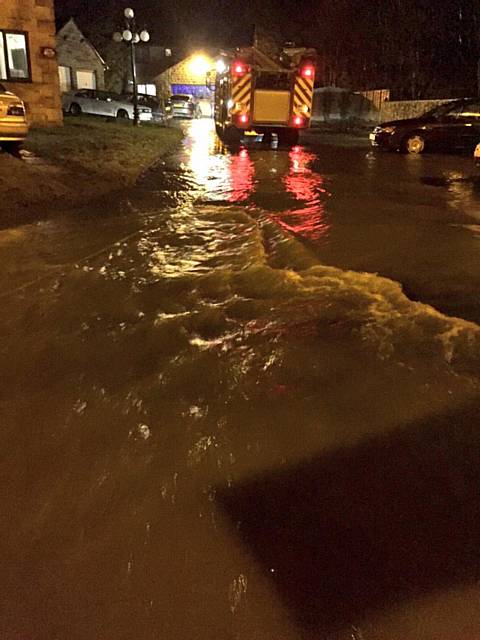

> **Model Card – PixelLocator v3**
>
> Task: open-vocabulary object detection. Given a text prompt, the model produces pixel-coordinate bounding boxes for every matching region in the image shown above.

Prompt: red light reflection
[228,148,255,202]
[271,147,329,240]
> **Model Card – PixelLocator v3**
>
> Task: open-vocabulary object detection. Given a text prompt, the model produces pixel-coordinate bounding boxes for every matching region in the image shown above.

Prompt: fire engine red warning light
[239,113,249,124]
[232,61,247,76]
[300,65,315,79]
[293,115,305,127]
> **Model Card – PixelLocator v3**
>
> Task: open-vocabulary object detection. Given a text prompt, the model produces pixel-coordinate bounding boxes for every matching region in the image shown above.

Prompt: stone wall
[1,0,62,125]
[311,89,455,126]
[154,53,214,98]
[56,19,105,91]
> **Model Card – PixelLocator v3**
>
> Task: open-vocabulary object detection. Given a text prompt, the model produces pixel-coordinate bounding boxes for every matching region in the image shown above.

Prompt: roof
[56,18,106,68]
[154,46,285,81]
[153,49,218,79]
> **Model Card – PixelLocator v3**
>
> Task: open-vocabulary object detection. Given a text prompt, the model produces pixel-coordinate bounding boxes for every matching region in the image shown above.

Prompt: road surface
[1,120,480,639]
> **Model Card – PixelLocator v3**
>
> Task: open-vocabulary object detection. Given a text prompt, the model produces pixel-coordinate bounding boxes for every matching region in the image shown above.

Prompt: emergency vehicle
[214,47,315,145]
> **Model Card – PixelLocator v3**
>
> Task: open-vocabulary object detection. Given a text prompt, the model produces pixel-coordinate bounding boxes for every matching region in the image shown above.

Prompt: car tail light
[232,60,248,77]
[7,104,25,116]
[293,115,305,127]
[300,65,315,80]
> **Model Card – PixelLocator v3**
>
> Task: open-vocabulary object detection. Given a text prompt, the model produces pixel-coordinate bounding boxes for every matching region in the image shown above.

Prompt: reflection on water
[181,119,232,199]
[228,148,255,202]
[181,120,330,242]
[274,146,330,240]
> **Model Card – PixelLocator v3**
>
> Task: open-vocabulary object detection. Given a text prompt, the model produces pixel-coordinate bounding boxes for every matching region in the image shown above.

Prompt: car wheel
[116,109,129,119]
[262,132,273,144]
[277,128,300,147]
[223,125,242,145]
[69,103,81,116]
[404,134,425,154]
[1,141,22,156]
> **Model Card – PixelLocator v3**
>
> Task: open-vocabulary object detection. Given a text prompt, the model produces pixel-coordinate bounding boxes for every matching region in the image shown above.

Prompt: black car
[121,93,167,124]
[370,98,480,154]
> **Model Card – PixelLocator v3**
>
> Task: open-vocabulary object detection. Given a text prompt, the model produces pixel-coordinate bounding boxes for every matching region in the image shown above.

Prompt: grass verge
[0,115,183,226]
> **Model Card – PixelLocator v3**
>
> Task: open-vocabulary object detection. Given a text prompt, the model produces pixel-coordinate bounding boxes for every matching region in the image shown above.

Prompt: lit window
[0,31,30,81]
[0,35,6,79]
[58,65,72,92]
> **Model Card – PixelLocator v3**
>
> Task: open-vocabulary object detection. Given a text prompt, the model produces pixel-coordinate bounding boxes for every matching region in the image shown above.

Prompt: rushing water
[1,120,480,639]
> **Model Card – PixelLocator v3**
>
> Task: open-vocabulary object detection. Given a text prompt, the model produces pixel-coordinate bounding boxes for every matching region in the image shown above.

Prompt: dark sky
[54,0,314,51]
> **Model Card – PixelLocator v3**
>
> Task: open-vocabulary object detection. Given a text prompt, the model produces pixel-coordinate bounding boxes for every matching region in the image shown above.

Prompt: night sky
[54,0,312,51]
[54,0,480,98]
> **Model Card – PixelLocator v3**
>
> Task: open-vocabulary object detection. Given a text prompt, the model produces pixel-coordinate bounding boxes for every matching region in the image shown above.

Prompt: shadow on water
[217,397,480,633]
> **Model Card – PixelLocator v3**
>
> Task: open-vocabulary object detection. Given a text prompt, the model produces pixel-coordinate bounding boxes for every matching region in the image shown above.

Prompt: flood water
[1,119,480,639]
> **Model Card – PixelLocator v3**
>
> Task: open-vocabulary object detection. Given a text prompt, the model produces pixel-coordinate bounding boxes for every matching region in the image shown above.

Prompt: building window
[0,30,30,81]
[75,69,96,90]
[138,84,157,96]
[58,65,72,92]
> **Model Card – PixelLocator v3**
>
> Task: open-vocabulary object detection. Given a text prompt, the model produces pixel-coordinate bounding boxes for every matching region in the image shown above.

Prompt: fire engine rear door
[253,90,290,123]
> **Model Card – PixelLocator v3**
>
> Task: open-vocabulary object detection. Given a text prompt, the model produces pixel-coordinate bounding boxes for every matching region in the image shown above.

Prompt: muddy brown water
[1,120,480,639]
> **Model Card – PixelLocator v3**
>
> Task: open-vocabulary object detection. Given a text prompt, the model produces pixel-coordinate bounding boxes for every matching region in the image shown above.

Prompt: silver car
[167,94,202,119]
[62,89,152,121]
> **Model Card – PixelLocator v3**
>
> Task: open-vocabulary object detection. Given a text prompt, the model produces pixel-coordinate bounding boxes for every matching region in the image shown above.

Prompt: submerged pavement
[1,120,480,639]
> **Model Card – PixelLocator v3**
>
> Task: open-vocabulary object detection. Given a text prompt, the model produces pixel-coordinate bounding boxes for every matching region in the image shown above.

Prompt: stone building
[154,52,216,100]
[56,19,106,93]
[0,0,62,125]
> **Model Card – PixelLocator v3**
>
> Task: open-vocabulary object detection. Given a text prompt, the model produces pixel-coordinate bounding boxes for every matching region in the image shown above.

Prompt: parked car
[167,94,202,119]
[122,93,167,124]
[0,83,28,152]
[62,89,153,121]
[370,98,480,154]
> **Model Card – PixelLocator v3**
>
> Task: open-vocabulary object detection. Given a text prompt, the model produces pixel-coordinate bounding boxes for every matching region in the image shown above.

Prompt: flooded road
[2,119,480,639]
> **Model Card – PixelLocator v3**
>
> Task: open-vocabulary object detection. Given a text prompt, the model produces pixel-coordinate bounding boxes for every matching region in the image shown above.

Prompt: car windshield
[171,95,192,102]
[138,95,158,105]
[423,101,464,119]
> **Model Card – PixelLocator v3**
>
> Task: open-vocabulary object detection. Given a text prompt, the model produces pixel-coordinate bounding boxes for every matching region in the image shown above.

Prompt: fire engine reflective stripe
[294,78,313,105]
[293,96,309,113]
[234,84,251,106]
[232,84,252,109]
[231,73,252,108]
[293,76,314,117]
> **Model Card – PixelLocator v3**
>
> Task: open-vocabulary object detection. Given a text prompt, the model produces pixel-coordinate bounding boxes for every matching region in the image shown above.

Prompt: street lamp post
[113,8,150,126]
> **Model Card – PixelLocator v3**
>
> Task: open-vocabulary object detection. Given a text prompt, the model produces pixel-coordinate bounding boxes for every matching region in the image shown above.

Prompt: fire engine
[214,47,316,145]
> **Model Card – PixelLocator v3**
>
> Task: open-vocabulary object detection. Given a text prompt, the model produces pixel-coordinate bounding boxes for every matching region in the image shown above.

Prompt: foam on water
[174,205,480,379]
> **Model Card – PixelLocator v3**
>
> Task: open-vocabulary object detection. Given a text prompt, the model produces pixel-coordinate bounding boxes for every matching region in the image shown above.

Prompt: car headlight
[381,126,396,134]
